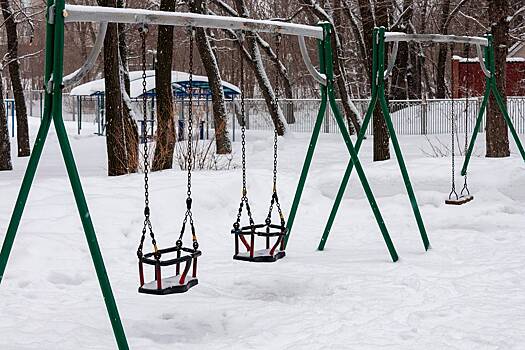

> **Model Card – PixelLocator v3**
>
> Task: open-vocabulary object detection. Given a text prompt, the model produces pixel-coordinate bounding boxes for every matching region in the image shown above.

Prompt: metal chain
[234,32,255,231]
[137,24,159,259]
[449,44,458,200]
[180,28,199,250]
[461,43,471,197]
[266,33,285,226]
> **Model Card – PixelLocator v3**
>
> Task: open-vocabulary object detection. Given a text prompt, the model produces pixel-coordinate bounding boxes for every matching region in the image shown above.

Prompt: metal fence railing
[225,97,525,137]
[6,91,525,139]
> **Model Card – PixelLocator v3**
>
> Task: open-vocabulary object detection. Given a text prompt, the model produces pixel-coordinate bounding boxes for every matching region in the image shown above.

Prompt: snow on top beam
[384,32,488,47]
[63,5,324,39]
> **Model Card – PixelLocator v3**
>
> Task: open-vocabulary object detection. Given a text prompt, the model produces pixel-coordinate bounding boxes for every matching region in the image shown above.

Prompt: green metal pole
[51,2,129,349]
[284,25,328,248]
[323,24,398,262]
[318,29,379,251]
[460,78,491,175]
[376,27,430,250]
[0,0,56,283]
[491,86,525,161]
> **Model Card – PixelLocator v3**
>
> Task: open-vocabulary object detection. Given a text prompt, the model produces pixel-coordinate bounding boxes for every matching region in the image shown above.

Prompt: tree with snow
[190,0,232,154]
[153,0,178,170]
[98,0,139,176]
[0,68,11,171]
[1,0,30,157]
[485,0,512,158]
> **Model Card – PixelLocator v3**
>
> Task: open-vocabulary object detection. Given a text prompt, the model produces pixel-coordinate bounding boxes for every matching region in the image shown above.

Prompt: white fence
[7,91,525,138]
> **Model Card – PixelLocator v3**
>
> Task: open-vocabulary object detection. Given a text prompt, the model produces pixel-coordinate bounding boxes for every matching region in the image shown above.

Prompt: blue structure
[69,70,240,136]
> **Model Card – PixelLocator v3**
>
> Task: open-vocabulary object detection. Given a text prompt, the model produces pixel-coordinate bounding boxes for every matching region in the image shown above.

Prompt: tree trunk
[153,0,177,169]
[435,0,451,98]
[99,0,138,176]
[486,0,510,157]
[256,36,295,123]
[191,0,232,153]
[357,0,391,160]
[1,0,30,157]
[233,0,287,135]
[299,0,361,134]
[0,71,12,171]
[331,0,359,134]
[390,0,415,101]
[117,9,139,173]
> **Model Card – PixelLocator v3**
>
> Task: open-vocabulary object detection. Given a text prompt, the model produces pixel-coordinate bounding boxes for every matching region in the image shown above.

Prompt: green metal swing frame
[0,0,130,348]
[285,26,525,254]
[284,26,431,254]
[284,25,406,260]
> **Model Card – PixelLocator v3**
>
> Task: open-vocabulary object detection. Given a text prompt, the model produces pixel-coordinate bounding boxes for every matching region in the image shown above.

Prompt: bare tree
[190,0,232,153]
[486,0,510,157]
[152,0,177,169]
[98,0,139,176]
[299,0,361,134]
[0,67,11,170]
[1,0,29,157]
[212,0,287,135]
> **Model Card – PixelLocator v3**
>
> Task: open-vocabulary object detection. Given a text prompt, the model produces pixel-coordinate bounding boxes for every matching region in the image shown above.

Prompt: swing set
[0,0,521,348]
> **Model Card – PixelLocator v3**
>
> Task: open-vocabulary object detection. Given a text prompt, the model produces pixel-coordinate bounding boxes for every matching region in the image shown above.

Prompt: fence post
[232,108,235,142]
[324,103,330,133]
[421,94,427,135]
[11,101,15,138]
[29,91,33,117]
[40,91,43,120]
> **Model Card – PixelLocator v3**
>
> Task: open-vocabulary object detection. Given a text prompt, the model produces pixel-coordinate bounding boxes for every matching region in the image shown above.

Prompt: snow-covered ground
[1,118,524,349]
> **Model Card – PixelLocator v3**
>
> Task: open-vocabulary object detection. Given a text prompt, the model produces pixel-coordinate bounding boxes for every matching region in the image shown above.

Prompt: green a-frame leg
[0,1,129,348]
[316,27,430,252]
[284,24,399,262]
[460,35,525,175]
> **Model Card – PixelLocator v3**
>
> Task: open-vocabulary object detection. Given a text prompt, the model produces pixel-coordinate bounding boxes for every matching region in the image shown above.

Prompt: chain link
[234,32,255,231]
[137,24,159,260]
[461,43,471,197]
[448,44,458,200]
[179,28,199,250]
[265,33,285,227]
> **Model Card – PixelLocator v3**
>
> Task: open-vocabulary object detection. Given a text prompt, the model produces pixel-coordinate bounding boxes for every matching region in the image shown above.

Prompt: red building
[452,42,525,98]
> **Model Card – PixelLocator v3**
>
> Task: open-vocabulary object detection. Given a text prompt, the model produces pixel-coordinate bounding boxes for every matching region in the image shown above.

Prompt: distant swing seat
[232,223,286,263]
[138,245,201,295]
[445,195,474,206]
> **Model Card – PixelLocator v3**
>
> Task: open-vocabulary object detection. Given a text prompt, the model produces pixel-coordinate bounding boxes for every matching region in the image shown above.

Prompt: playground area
[1,2,524,349]
[0,118,524,348]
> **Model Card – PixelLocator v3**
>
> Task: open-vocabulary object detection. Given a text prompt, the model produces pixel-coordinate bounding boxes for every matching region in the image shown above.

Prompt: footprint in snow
[47,271,88,286]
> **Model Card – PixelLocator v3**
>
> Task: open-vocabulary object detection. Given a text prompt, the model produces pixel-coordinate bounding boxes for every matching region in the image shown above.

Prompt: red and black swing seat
[138,246,201,295]
[445,195,474,205]
[232,223,286,263]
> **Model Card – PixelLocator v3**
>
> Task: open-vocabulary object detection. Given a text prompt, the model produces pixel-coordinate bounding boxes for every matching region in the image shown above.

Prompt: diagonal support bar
[1,1,129,348]
[327,90,398,261]
[0,0,57,284]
